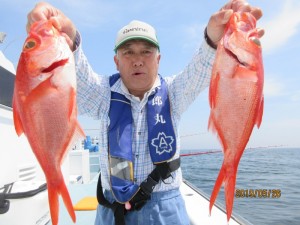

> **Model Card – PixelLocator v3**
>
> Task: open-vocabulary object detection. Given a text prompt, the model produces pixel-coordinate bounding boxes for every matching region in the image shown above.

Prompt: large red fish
[13,20,84,225]
[208,11,264,221]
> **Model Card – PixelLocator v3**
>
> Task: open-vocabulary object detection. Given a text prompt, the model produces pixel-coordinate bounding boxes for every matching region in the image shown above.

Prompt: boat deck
[54,177,250,225]
[180,180,250,225]
[58,178,98,225]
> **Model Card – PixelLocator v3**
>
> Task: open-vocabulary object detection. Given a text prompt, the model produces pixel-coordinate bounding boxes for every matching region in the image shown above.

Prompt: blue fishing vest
[108,73,176,203]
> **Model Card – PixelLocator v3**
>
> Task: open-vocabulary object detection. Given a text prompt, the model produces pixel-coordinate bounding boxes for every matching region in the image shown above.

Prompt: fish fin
[208,71,219,134]
[68,87,85,138]
[208,114,216,134]
[208,114,227,152]
[59,123,86,164]
[12,99,24,136]
[209,164,225,215]
[209,72,220,109]
[255,96,264,128]
[224,167,237,222]
[76,122,86,138]
[68,88,76,120]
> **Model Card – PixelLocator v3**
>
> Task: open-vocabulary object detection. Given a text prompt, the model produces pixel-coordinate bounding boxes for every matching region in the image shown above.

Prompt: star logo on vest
[151,132,174,155]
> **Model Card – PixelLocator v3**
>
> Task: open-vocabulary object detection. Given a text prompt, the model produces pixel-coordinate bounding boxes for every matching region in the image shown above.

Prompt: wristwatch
[204,27,217,49]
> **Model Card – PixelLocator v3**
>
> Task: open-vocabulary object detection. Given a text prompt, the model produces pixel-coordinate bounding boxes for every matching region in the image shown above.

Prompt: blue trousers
[94,188,190,225]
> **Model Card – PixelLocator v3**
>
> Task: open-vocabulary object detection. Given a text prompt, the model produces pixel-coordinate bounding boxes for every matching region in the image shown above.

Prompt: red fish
[13,20,85,225]
[208,11,264,221]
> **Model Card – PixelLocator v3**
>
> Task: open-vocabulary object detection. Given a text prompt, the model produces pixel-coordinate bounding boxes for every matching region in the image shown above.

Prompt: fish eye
[24,39,36,50]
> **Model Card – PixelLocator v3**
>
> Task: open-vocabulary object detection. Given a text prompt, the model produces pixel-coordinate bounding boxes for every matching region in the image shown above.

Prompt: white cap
[114,20,159,52]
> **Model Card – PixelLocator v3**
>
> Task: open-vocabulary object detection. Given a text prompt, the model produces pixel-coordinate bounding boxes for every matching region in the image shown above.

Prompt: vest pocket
[109,156,134,181]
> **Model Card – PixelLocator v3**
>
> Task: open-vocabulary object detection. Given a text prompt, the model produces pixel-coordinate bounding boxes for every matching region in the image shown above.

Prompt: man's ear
[157,53,161,65]
[114,55,119,71]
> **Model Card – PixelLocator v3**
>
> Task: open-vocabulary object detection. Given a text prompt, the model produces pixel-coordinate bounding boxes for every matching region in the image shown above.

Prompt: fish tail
[59,179,76,223]
[47,173,76,225]
[224,168,237,222]
[48,183,60,225]
[209,164,225,215]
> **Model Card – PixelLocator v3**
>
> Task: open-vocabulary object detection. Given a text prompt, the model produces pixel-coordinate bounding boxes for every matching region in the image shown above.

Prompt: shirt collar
[119,75,161,102]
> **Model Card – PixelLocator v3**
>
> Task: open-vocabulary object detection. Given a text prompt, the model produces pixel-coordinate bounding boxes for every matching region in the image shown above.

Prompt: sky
[1,0,300,149]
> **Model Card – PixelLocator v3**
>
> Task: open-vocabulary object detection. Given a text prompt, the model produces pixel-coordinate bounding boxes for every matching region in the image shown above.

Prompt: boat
[0,49,50,225]
[0,47,252,225]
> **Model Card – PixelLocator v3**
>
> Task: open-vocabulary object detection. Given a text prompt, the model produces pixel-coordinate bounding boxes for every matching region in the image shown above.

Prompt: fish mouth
[42,58,69,73]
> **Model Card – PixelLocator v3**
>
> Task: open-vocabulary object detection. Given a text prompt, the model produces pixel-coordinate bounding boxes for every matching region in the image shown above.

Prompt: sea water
[181,148,300,225]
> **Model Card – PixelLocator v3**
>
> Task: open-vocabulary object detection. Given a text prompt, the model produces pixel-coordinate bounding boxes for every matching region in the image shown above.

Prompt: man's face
[114,39,161,99]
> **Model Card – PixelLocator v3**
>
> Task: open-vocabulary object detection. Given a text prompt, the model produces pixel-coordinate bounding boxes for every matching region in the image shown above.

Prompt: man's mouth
[132,72,145,76]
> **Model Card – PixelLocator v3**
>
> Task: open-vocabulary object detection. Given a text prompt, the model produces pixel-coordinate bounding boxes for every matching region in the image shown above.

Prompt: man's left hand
[206,0,264,47]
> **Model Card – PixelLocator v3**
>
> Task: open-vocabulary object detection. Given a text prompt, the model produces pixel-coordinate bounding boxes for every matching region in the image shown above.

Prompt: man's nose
[133,55,143,67]
[133,61,143,67]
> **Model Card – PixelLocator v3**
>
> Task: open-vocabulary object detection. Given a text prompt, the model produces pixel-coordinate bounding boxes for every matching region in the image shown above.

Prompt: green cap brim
[114,36,160,53]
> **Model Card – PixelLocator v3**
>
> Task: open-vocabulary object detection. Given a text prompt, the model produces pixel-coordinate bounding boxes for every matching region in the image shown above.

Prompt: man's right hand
[26,2,77,50]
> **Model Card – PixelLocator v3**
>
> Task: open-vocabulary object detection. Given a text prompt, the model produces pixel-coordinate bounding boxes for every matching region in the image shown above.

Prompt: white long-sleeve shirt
[74,34,215,191]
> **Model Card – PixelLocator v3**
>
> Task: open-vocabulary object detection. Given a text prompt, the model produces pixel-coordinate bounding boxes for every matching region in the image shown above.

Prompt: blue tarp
[84,136,99,152]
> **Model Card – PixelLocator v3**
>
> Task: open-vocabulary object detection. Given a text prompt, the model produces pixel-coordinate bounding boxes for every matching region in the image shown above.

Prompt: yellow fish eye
[24,39,36,50]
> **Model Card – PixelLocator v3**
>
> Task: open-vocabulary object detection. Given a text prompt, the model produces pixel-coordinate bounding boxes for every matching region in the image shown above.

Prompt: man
[26,1,263,225]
